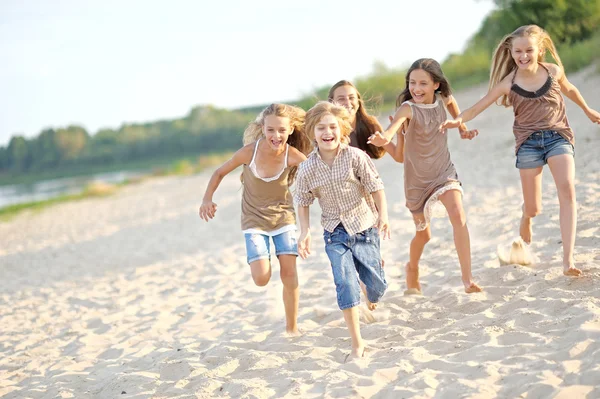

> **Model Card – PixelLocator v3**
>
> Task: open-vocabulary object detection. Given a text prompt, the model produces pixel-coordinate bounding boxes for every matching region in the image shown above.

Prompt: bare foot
[405,262,421,292]
[285,327,302,337]
[520,214,532,244]
[563,264,582,277]
[464,281,483,293]
[348,345,366,360]
[360,281,377,311]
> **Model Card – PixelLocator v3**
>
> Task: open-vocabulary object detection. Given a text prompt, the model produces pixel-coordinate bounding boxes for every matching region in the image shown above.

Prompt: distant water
[0,170,145,208]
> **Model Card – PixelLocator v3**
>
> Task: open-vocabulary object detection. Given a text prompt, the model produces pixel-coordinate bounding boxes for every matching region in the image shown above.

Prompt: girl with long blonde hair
[199,103,311,334]
[440,25,600,276]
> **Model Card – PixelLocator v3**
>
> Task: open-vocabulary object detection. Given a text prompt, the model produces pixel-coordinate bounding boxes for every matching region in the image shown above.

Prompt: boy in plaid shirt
[295,101,390,359]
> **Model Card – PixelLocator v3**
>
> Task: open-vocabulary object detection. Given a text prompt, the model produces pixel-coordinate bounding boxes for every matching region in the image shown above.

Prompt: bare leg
[360,281,376,310]
[519,167,543,244]
[278,255,300,334]
[406,213,430,293]
[439,190,482,293]
[547,154,581,276]
[342,306,365,358]
[250,259,271,287]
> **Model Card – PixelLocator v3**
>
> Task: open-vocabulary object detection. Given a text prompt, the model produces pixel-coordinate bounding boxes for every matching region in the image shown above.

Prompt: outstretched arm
[199,146,251,221]
[554,66,600,124]
[444,95,478,140]
[381,115,405,162]
[368,104,412,146]
[440,75,512,131]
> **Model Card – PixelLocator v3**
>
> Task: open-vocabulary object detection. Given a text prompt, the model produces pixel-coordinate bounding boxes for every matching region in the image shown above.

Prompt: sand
[1,66,599,398]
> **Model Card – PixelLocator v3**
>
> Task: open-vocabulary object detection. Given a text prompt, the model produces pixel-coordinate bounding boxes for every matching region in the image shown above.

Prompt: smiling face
[332,85,359,119]
[314,113,341,152]
[408,68,439,104]
[262,115,292,151]
[511,36,540,71]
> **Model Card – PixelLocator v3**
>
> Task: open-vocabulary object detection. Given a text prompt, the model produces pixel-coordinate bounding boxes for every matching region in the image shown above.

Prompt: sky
[0,0,495,146]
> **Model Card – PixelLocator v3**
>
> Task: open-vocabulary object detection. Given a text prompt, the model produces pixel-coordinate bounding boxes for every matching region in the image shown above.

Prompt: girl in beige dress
[369,58,482,294]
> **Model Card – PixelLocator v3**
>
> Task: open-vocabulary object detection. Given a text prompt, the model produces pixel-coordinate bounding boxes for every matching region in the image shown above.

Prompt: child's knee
[447,205,466,226]
[280,265,298,287]
[415,229,431,244]
[252,274,271,287]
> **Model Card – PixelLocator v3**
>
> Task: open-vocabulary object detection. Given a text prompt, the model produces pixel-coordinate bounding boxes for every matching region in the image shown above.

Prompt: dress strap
[284,143,289,168]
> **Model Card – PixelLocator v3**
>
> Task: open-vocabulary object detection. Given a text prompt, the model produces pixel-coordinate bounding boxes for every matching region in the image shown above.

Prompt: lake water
[0,170,146,208]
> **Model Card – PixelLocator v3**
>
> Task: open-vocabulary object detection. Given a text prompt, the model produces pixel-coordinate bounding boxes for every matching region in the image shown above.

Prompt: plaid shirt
[295,144,385,236]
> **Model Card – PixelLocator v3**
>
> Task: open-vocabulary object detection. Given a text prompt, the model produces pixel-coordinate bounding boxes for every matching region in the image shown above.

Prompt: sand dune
[1,66,599,398]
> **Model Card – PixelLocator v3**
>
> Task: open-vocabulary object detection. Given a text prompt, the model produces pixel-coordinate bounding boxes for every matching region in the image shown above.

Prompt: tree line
[1,0,599,177]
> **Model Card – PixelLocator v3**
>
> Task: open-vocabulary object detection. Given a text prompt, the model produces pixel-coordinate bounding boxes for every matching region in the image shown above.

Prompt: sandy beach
[1,66,599,398]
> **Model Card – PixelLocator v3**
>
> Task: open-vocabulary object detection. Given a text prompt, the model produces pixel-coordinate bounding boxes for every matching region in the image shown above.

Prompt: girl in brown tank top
[368,58,482,295]
[199,103,312,334]
[440,25,600,277]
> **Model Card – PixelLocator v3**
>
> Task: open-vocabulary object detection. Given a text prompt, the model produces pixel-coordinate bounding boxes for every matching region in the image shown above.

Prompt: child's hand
[586,108,600,124]
[367,132,390,147]
[458,126,479,140]
[298,231,311,259]
[376,215,391,240]
[199,200,217,221]
[439,119,462,132]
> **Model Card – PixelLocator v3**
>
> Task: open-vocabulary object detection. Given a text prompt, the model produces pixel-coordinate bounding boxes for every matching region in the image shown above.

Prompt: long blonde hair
[241,103,311,183]
[305,101,353,145]
[490,24,564,107]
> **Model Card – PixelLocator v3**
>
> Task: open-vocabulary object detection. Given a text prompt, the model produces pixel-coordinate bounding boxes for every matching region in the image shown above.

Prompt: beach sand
[1,66,599,398]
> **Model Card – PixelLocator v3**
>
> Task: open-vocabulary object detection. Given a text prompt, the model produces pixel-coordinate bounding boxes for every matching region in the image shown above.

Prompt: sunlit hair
[490,24,563,107]
[396,58,452,107]
[305,101,352,145]
[242,103,312,183]
[328,80,385,159]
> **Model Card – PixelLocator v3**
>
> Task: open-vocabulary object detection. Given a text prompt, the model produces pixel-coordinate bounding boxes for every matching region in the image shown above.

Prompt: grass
[0,152,233,222]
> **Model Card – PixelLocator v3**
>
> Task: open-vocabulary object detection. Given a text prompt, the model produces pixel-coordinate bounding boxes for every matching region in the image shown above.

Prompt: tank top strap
[284,144,289,168]
[249,139,260,166]
[538,62,550,74]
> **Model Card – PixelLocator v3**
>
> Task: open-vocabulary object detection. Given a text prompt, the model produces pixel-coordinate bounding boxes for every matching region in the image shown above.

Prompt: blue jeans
[516,130,574,169]
[244,230,298,264]
[324,224,387,310]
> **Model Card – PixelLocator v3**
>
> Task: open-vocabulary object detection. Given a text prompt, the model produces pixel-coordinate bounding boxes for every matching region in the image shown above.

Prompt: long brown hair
[242,103,312,183]
[328,80,385,159]
[489,24,563,107]
[396,58,452,107]
[305,101,352,144]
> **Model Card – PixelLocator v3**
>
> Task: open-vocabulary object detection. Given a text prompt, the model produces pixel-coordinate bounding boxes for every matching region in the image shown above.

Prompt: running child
[368,58,482,294]
[199,103,312,334]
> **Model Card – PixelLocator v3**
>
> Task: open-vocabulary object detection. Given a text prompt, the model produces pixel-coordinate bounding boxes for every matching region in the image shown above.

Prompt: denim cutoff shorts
[516,130,574,169]
[244,230,298,264]
[323,224,387,310]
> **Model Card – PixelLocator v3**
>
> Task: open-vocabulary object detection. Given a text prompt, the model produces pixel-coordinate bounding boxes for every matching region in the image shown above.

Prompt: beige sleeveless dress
[402,95,462,231]
[241,139,296,234]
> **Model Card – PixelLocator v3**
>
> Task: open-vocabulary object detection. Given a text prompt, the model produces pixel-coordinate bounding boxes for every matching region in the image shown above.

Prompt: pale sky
[0,0,495,145]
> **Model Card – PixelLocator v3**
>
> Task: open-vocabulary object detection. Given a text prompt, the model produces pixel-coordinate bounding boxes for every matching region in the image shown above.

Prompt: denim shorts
[516,130,574,169]
[324,224,387,310]
[244,230,298,264]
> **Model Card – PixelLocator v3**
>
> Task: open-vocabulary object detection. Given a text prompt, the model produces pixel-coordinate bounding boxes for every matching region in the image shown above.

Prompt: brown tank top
[241,140,296,231]
[509,63,574,154]
[402,95,460,214]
